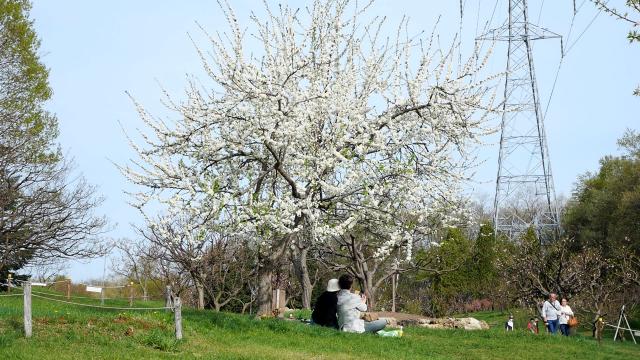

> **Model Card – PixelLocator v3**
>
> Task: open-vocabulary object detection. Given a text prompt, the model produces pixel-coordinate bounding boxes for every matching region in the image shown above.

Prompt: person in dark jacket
[311,278,340,329]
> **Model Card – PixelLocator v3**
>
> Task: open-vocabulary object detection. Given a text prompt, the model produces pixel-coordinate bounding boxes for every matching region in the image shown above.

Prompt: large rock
[398,317,489,330]
[457,317,490,330]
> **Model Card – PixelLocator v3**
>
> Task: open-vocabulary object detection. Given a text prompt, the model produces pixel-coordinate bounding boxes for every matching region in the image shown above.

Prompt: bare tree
[317,221,441,311]
[136,212,257,311]
[112,238,159,301]
[137,213,213,310]
[23,258,68,283]
[0,157,108,272]
[500,232,640,326]
[201,238,256,311]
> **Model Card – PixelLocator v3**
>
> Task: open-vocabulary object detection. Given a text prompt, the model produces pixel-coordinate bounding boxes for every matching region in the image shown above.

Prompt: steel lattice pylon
[478,0,561,241]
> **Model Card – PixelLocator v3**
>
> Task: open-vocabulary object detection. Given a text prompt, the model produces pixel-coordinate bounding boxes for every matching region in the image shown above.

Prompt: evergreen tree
[471,223,498,297]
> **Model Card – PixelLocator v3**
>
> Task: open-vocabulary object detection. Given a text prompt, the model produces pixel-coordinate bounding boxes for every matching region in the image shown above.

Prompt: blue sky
[29,0,639,281]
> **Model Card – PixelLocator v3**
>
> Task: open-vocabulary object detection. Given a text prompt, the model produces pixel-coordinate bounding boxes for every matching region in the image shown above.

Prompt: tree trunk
[195,279,205,310]
[364,283,377,311]
[256,220,300,316]
[292,245,313,309]
[213,296,222,312]
[241,301,251,314]
[256,266,273,315]
[356,268,377,311]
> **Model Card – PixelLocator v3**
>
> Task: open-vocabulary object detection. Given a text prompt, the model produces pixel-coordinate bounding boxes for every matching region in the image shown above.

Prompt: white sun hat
[326,278,340,292]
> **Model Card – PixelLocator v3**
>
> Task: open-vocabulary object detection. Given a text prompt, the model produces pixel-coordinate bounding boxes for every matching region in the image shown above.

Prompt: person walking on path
[558,298,574,336]
[311,279,340,329]
[542,293,562,334]
[336,274,387,333]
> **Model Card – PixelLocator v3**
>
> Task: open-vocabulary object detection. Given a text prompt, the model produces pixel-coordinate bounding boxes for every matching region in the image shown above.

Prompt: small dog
[505,315,514,331]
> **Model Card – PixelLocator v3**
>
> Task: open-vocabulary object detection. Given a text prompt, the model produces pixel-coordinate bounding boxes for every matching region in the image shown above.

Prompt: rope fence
[31,294,173,311]
[29,289,163,302]
[5,278,166,304]
[14,279,68,285]
[1,282,182,340]
[0,293,23,297]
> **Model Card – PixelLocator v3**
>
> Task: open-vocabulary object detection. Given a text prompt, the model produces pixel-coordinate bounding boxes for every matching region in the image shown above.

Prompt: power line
[537,0,546,25]
[542,58,565,121]
[542,0,599,125]
[564,3,605,56]
[477,0,502,56]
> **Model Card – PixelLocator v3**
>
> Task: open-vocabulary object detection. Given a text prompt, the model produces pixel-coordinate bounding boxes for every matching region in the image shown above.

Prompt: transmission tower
[478,0,561,242]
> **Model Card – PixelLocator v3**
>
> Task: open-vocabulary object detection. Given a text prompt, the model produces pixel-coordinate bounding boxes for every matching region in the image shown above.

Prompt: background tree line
[108,130,640,321]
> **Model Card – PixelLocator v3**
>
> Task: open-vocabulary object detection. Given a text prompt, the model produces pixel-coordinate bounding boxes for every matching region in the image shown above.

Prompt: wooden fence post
[24,281,32,338]
[129,282,134,307]
[174,296,182,340]
[100,288,105,305]
[391,272,396,313]
[165,285,173,312]
[66,278,71,300]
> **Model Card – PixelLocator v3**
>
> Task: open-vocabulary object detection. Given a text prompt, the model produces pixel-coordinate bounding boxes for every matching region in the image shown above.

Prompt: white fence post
[174,296,182,340]
[24,281,32,338]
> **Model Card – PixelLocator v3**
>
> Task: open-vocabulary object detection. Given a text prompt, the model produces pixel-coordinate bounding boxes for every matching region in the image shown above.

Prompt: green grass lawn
[1,289,639,359]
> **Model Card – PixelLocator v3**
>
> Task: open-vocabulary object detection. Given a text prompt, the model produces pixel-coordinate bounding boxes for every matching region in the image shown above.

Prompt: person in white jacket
[541,293,562,334]
[336,274,387,333]
[558,298,574,336]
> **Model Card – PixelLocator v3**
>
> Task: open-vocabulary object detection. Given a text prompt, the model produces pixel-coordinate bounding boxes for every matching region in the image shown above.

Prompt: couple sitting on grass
[311,274,387,334]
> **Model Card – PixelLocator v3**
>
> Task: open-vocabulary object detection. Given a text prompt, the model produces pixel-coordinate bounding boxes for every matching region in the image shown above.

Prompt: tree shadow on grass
[6,317,22,333]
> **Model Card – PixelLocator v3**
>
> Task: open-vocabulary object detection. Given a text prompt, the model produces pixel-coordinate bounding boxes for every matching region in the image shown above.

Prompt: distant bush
[284,308,312,320]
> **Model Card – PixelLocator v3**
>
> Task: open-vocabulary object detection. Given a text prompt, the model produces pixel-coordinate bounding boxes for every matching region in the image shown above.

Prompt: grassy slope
[1,291,639,360]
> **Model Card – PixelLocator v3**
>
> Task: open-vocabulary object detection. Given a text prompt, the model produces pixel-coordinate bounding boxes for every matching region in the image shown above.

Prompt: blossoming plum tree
[122,0,498,314]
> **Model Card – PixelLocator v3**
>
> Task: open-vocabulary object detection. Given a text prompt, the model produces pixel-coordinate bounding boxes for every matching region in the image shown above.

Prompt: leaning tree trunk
[292,245,313,309]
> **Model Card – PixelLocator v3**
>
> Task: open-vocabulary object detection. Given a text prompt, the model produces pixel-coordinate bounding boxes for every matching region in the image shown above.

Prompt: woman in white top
[558,298,574,336]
